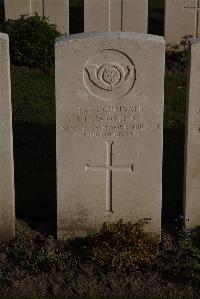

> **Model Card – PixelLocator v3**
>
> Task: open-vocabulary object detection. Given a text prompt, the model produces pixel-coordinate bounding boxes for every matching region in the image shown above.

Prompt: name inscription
[61,105,160,138]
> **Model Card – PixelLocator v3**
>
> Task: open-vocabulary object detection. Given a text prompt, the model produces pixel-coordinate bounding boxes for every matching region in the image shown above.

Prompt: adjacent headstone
[84,0,148,33]
[56,32,164,239]
[4,0,43,19]
[44,0,69,34]
[165,0,200,46]
[4,0,69,34]
[0,33,15,242]
[184,38,200,230]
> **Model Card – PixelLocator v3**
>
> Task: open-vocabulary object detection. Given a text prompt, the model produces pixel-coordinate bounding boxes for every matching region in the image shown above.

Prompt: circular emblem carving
[83,49,136,101]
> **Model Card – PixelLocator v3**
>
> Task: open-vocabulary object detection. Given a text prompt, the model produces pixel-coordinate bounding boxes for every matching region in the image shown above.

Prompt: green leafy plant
[3,15,61,70]
[84,219,158,272]
[31,251,64,273]
[178,231,200,272]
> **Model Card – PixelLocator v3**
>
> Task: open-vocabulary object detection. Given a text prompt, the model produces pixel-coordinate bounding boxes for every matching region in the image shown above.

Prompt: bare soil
[0,220,199,298]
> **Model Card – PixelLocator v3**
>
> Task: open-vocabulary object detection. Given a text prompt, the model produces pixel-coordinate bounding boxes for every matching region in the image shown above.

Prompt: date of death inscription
[60,105,160,138]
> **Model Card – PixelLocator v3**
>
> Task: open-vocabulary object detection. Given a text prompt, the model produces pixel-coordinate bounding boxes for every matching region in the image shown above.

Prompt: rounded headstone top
[56,32,165,45]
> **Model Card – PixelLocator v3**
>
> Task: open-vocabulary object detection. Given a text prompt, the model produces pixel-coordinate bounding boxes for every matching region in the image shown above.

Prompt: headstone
[165,0,200,46]
[0,33,15,242]
[56,32,164,240]
[4,0,43,19]
[84,0,148,33]
[122,0,148,32]
[184,38,200,230]
[4,0,69,34]
[44,0,69,34]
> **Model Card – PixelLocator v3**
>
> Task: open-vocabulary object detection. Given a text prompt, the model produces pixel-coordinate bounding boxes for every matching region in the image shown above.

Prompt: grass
[11,67,56,221]
[11,67,55,124]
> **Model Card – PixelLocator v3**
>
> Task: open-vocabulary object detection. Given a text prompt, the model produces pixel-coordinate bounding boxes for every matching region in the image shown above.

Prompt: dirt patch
[0,220,199,298]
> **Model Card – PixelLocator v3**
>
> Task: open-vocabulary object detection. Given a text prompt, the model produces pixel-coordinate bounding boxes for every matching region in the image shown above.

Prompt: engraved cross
[184,0,200,37]
[85,141,133,215]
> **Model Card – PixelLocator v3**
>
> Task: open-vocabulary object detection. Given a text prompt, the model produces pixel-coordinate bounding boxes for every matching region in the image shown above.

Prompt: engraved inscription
[60,104,160,138]
[83,49,136,101]
[85,141,133,214]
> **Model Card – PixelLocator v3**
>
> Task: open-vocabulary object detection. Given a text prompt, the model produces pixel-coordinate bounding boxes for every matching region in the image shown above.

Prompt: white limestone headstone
[4,0,43,19]
[4,0,69,34]
[56,32,164,240]
[184,38,200,230]
[165,0,200,46]
[44,0,69,34]
[84,0,148,33]
[0,33,15,242]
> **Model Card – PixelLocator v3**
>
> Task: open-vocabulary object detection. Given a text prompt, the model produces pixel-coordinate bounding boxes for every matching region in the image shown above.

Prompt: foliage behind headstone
[3,15,61,70]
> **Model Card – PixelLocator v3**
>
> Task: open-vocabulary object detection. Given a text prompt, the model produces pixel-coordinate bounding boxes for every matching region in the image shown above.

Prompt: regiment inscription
[60,105,160,138]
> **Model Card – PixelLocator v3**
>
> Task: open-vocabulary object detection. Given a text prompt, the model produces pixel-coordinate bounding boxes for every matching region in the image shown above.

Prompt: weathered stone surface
[84,0,148,33]
[44,0,69,34]
[4,0,43,19]
[56,32,164,240]
[122,0,148,33]
[165,0,200,46]
[184,38,200,230]
[0,33,15,242]
[4,0,69,34]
